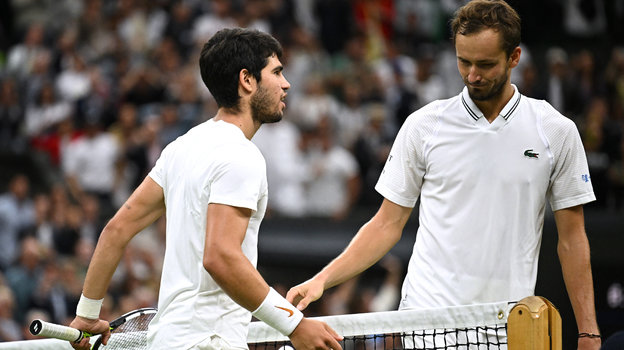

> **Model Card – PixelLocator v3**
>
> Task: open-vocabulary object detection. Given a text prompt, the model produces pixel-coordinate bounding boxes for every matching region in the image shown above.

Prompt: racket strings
[99,313,155,350]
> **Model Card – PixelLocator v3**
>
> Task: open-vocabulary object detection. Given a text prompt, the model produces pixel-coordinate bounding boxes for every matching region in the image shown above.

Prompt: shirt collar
[460,84,522,122]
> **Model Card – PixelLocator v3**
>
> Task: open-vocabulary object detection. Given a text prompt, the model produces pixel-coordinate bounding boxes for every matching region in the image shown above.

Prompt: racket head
[92,307,157,350]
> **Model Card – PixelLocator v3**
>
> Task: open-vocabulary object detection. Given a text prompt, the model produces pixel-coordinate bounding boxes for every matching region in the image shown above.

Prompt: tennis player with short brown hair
[68,28,342,350]
[288,1,601,349]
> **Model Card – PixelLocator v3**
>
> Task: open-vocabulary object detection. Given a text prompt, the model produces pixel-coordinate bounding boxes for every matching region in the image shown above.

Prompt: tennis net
[0,296,561,350]
[248,300,512,350]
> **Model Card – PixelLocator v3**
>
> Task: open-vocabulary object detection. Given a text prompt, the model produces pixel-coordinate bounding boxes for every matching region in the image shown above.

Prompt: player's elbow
[99,218,127,247]
[202,247,229,276]
[202,253,217,274]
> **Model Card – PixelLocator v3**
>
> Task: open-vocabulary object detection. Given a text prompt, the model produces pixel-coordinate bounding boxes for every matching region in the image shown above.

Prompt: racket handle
[29,319,88,342]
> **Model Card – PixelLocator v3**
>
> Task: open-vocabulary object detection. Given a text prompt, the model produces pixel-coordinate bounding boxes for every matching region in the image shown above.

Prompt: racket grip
[29,319,86,342]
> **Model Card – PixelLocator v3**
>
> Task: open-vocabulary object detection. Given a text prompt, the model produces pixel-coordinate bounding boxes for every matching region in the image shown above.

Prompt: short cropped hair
[199,28,283,110]
[450,0,521,57]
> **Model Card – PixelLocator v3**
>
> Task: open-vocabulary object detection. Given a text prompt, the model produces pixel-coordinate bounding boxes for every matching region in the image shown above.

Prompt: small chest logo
[524,149,539,158]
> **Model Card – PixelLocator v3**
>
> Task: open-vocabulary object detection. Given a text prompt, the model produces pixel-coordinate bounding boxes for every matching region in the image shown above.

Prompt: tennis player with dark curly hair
[68,28,342,350]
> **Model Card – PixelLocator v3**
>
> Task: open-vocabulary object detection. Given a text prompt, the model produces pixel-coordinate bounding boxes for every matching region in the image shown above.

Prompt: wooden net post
[508,296,562,350]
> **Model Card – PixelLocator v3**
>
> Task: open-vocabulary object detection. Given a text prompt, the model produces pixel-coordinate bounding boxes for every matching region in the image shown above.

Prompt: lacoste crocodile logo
[275,306,294,317]
[524,149,539,158]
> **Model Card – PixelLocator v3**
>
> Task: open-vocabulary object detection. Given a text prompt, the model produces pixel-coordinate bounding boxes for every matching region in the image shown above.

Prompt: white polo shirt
[376,85,595,309]
[147,119,268,349]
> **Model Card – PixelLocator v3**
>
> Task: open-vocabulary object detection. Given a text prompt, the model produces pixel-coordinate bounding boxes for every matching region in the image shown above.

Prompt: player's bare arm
[554,205,601,350]
[81,176,165,300]
[69,176,165,349]
[288,199,411,310]
[204,203,343,350]
[203,203,271,309]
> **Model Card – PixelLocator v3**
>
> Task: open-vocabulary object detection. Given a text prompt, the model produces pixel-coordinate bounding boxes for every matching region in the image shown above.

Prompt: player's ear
[508,46,521,69]
[239,69,255,94]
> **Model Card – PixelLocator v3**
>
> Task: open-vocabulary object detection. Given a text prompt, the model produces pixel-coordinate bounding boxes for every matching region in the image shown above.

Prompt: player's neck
[474,84,515,123]
[214,108,259,140]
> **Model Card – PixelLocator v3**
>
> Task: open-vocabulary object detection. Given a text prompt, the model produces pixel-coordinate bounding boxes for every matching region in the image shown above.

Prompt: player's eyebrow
[457,56,497,64]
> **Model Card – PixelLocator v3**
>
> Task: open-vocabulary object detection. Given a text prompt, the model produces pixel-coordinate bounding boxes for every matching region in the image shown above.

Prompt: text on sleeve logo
[581,174,591,183]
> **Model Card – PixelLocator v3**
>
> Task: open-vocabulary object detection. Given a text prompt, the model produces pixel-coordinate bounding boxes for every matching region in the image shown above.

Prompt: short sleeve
[375,111,431,208]
[148,144,169,188]
[545,110,596,210]
[207,146,266,212]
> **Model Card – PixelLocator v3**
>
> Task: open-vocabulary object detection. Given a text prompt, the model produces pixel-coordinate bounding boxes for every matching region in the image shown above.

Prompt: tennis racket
[30,307,157,350]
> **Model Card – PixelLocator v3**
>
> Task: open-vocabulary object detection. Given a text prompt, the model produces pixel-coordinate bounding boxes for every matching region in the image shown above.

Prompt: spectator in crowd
[314,0,355,55]
[5,23,47,80]
[55,54,92,105]
[0,285,21,342]
[253,118,308,218]
[289,75,340,131]
[280,25,331,100]
[0,174,36,271]
[156,103,186,147]
[168,67,204,129]
[301,116,360,220]
[568,49,607,120]
[4,237,45,323]
[581,96,611,209]
[334,79,368,151]
[29,193,54,251]
[163,1,196,58]
[0,78,27,153]
[192,0,237,46]
[51,204,82,257]
[25,82,73,148]
[62,115,120,223]
[407,45,449,109]
[353,104,394,206]
[30,257,81,325]
[371,38,417,130]
[544,47,574,114]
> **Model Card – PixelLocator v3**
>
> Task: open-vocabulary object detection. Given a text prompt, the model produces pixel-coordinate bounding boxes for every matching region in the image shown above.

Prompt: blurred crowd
[0,0,623,342]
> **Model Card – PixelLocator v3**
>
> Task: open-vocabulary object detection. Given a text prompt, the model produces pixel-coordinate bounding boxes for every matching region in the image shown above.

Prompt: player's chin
[467,87,491,101]
[261,113,283,125]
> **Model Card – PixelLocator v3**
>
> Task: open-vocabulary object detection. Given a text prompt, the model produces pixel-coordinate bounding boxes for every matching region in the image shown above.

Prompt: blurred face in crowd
[250,55,290,124]
[10,175,29,200]
[455,28,520,102]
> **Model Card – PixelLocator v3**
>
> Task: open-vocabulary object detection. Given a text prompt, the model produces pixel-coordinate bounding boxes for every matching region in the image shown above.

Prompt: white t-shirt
[376,85,595,309]
[63,132,119,193]
[305,145,359,216]
[147,119,268,349]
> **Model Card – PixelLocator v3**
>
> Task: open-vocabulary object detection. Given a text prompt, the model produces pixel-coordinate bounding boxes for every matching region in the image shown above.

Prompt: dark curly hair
[199,28,283,110]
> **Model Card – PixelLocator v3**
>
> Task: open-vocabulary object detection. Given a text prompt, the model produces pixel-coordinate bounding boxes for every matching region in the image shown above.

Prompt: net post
[508,296,562,350]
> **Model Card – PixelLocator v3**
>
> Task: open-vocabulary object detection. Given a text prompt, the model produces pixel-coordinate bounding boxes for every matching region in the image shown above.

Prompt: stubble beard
[250,85,283,125]
[466,69,509,102]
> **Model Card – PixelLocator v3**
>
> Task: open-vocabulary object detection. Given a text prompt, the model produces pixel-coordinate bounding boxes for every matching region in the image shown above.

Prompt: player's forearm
[554,206,600,335]
[203,247,269,311]
[82,222,131,299]
[316,215,403,290]
[558,234,599,334]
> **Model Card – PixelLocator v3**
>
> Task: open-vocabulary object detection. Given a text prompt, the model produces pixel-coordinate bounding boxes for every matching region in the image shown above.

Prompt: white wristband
[76,293,104,320]
[252,288,304,336]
